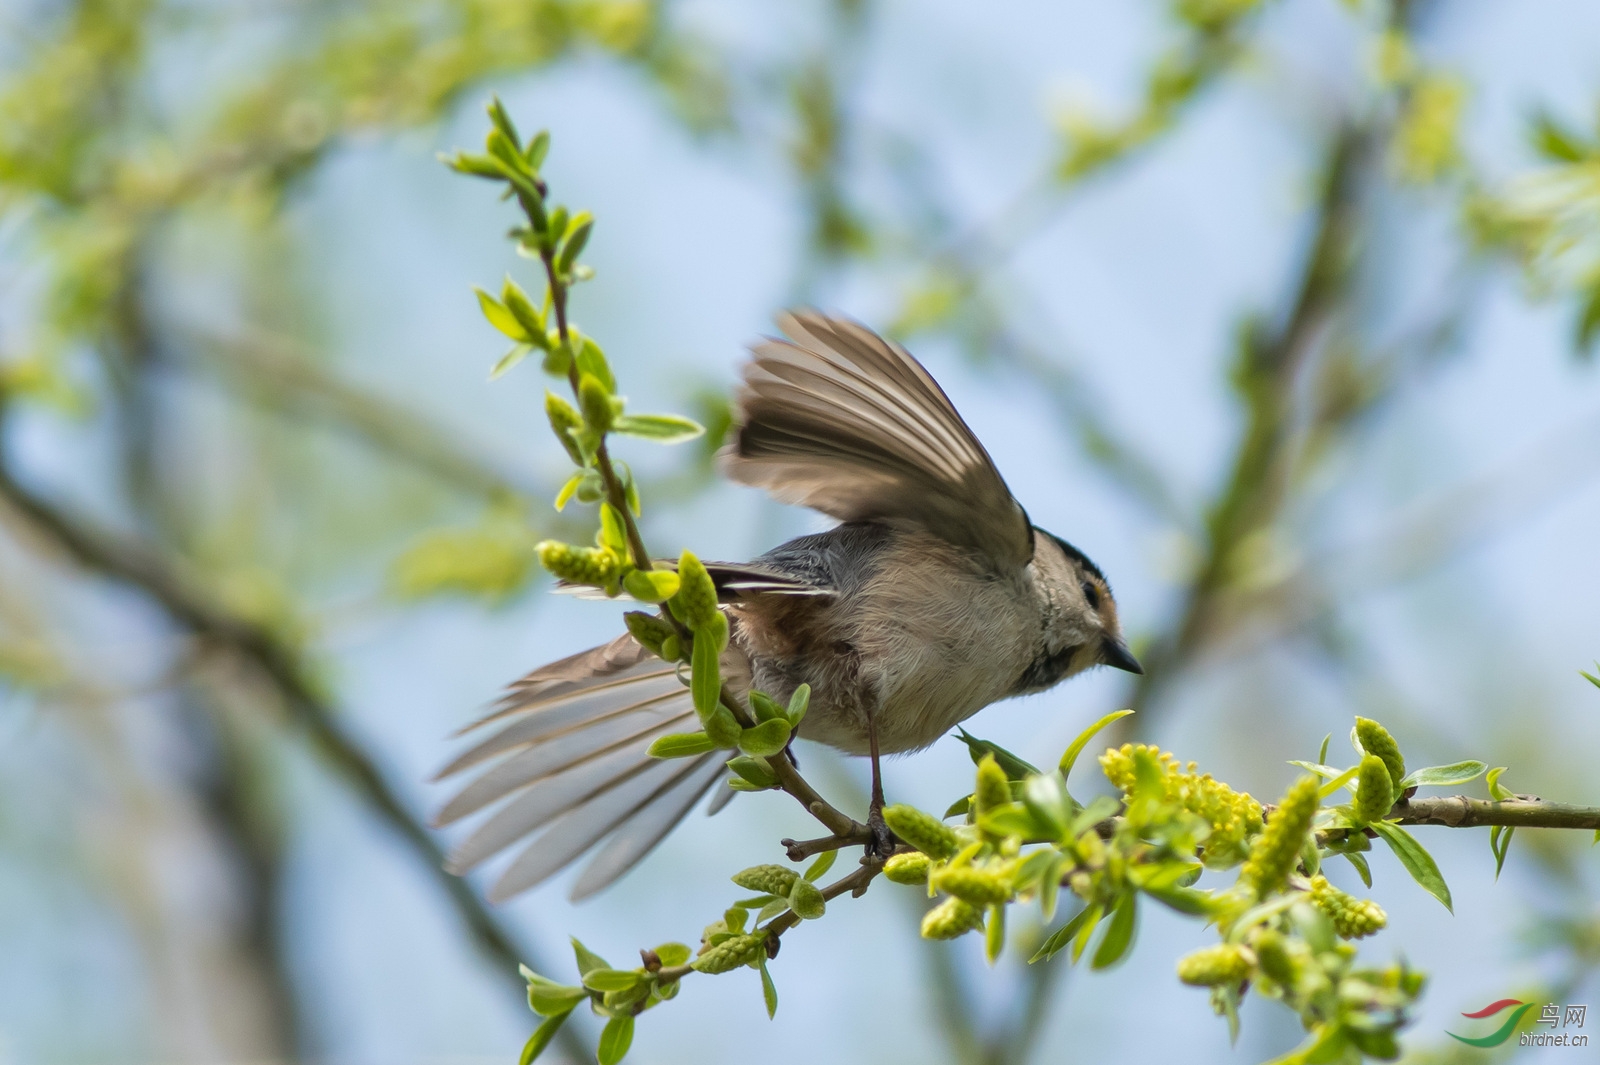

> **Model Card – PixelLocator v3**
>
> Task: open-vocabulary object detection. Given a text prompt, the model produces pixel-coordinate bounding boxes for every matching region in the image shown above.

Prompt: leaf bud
[578,372,615,434]
[787,878,826,920]
[622,611,674,657]
[544,392,585,465]
[882,804,959,860]
[1176,943,1254,987]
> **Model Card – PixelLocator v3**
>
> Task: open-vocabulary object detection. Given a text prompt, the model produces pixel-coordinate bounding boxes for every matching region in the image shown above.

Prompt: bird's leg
[865,713,895,858]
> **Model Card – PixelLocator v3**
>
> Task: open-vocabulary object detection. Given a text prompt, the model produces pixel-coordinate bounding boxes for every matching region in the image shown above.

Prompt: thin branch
[1392,795,1600,831]
[174,324,541,499]
[0,442,563,1012]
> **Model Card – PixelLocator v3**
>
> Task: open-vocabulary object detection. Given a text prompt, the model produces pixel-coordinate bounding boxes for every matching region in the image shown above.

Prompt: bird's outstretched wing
[433,635,727,901]
[720,310,1032,569]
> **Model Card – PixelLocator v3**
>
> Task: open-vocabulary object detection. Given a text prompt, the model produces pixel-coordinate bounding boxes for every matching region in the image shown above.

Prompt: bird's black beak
[1101,638,1143,675]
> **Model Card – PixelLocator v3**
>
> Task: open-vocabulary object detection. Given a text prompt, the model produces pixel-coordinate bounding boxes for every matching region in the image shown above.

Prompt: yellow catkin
[1309,875,1388,939]
[1239,775,1320,898]
[1099,743,1264,865]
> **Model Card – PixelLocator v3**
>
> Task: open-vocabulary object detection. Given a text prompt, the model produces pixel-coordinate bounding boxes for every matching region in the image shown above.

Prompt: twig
[1392,795,1600,831]
[0,443,552,1005]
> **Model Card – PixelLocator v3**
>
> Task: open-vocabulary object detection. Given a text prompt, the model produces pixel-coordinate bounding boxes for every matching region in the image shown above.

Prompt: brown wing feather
[720,310,1032,569]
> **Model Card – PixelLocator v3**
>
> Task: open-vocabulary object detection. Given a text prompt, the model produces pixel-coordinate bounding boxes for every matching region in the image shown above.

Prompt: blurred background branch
[2,0,1598,1063]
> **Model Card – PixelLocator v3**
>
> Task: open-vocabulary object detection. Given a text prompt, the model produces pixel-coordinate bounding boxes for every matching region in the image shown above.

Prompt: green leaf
[612,413,706,443]
[1344,851,1372,888]
[1581,667,1600,690]
[571,937,611,976]
[476,288,530,341]
[1058,709,1134,782]
[487,96,521,151]
[648,732,718,759]
[553,474,584,511]
[622,568,680,603]
[574,334,615,392]
[804,849,836,882]
[1400,760,1486,788]
[786,684,810,726]
[654,942,691,967]
[597,1015,634,1065]
[690,632,721,721]
[525,129,551,170]
[556,212,594,276]
[1485,765,1514,801]
[1090,892,1138,969]
[748,691,787,723]
[490,345,531,380]
[1316,766,1360,799]
[984,904,1006,964]
[1287,760,1346,779]
[526,977,587,1016]
[954,728,1039,779]
[1490,824,1515,880]
[1022,772,1072,839]
[725,755,777,787]
[759,958,779,1018]
[582,968,644,992]
[501,277,545,338]
[1317,732,1331,766]
[1030,903,1098,964]
[518,1008,574,1065]
[738,719,792,758]
[1370,821,1453,911]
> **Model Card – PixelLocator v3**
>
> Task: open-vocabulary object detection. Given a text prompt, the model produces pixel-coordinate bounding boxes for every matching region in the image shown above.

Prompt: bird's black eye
[1081,580,1101,610]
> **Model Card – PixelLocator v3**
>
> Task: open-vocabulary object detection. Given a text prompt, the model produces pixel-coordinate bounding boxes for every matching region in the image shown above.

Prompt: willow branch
[1391,795,1600,831]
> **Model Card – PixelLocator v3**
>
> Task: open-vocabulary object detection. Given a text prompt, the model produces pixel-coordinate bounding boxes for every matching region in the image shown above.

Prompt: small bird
[433,311,1141,902]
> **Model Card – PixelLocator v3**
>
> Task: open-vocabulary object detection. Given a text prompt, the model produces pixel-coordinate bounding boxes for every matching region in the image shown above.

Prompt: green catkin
[882,804,959,860]
[973,755,1011,817]
[920,897,985,940]
[536,540,619,585]
[1353,754,1395,824]
[1177,944,1254,986]
[691,933,765,974]
[1355,717,1406,792]
[933,864,1012,907]
[730,865,797,896]
[1239,775,1321,898]
[883,852,931,885]
[1309,875,1388,939]
[669,550,720,631]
